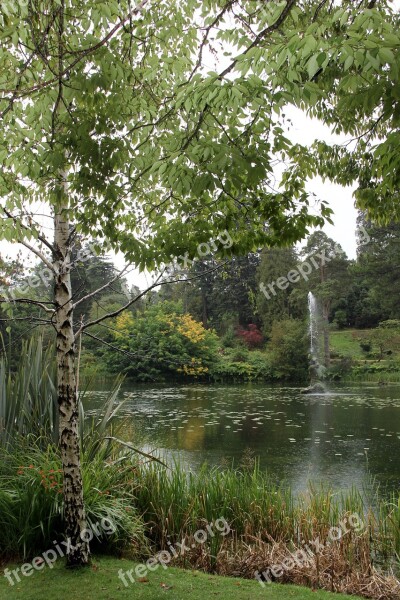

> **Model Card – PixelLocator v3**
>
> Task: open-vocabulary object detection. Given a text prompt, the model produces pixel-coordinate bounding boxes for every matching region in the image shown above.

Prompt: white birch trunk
[54,203,89,566]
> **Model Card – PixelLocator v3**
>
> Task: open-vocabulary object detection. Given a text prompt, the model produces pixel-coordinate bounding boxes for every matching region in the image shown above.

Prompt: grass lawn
[0,555,364,600]
[330,328,400,361]
[330,329,371,360]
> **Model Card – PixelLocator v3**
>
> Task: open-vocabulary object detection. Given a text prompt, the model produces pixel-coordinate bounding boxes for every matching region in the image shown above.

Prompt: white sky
[287,106,358,260]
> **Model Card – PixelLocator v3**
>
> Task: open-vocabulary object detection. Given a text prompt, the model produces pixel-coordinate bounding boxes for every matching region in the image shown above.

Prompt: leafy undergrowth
[0,555,364,600]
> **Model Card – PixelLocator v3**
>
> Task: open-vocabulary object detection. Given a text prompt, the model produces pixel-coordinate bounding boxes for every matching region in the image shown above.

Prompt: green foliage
[329,328,400,381]
[369,325,400,360]
[0,337,58,446]
[256,246,305,334]
[360,340,372,354]
[211,349,273,383]
[161,255,261,334]
[0,336,128,457]
[268,319,309,381]
[354,218,400,324]
[106,302,219,381]
[378,319,400,330]
[0,442,147,560]
[326,357,354,382]
[264,2,400,222]
[301,232,351,316]
[220,324,239,349]
[0,0,336,273]
[133,459,400,561]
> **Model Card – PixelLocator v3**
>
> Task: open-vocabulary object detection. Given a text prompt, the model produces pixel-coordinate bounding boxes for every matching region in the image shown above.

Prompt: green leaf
[378,47,395,64]
[306,55,320,80]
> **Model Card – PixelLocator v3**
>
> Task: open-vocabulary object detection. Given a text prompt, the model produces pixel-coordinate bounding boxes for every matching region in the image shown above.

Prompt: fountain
[301,292,326,394]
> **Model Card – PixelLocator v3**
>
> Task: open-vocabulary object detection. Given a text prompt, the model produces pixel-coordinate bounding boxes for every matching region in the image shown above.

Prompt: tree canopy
[0,0,341,269]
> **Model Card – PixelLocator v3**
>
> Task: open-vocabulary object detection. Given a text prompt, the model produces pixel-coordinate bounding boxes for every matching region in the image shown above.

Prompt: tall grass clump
[134,460,297,546]
[0,337,58,446]
[133,459,365,546]
[0,438,147,560]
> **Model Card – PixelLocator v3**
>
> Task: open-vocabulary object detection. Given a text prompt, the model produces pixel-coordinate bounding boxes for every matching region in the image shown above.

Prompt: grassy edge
[0,555,365,600]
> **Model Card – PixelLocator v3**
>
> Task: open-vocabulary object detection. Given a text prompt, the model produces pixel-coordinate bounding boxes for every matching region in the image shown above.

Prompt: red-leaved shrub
[237,324,263,349]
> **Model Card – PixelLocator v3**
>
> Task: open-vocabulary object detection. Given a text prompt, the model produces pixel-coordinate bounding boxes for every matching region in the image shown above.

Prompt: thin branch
[0,0,151,100]
[73,264,131,310]
[82,330,141,358]
[102,436,167,467]
[2,207,55,271]
[343,114,384,147]
[0,9,59,119]
[17,239,55,273]
[181,107,209,151]
[313,0,329,22]
[187,0,236,83]
[0,297,55,313]
[75,270,164,337]
[76,261,227,339]
[218,0,297,80]
[0,316,52,323]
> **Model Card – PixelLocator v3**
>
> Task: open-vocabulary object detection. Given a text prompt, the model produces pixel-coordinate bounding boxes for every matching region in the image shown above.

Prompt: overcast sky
[287,106,359,260]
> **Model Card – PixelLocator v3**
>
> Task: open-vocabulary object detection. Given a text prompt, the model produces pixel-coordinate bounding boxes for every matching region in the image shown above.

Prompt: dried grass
[156,534,400,600]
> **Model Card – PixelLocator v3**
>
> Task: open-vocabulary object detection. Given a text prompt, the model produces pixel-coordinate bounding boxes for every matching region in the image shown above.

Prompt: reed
[132,459,400,567]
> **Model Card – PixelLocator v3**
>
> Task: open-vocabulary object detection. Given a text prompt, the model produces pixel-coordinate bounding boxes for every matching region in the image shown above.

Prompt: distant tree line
[1,216,400,373]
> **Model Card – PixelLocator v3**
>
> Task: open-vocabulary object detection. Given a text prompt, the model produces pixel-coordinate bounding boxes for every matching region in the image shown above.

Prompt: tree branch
[75,270,164,338]
[0,297,55,313]
[1,207,56,272]
[75,261,227,339]
[313,0,329,22]
[18,239,56,274]
[72,265,131,310]
[0,0,151,100]
[218,0,297,80]
[0,316,52,323]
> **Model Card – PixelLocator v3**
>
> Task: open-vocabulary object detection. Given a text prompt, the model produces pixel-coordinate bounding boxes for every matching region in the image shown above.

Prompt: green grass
[0,555,364,600]
[330,330,373,360]
[329,328,400,381]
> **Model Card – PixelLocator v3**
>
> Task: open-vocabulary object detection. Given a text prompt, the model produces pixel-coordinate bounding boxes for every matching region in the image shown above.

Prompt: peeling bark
[54,204,89,566]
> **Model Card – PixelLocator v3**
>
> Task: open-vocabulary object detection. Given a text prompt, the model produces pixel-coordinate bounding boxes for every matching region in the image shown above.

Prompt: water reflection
[83,383,400,493]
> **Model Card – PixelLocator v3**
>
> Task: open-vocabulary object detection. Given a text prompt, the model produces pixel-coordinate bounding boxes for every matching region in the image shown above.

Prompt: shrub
[378,319,400,329]
[210,349,272,382]
[236,324,264,349]
[211,359,255,382]
[332,309,348,329]
[326,357,354,381]
[220,325,238,348]
[360,340,372,353]
[106,301,219,381]
[268,319,308,381]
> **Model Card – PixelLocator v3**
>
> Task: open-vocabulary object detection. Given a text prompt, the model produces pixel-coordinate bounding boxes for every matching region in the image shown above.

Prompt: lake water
[83,382,400,494]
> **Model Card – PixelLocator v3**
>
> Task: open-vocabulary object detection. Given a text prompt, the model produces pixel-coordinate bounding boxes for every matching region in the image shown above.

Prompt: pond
[83,382,400,494]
